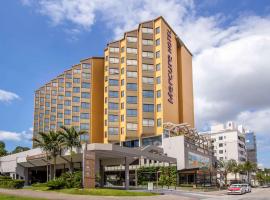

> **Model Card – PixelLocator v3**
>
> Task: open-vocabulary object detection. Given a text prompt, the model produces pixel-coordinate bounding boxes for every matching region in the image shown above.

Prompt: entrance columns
[125,157,130,190]
[83,151,96,188]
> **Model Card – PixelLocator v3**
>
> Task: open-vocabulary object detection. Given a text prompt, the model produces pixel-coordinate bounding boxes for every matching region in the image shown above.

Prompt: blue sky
[0,0,270,167]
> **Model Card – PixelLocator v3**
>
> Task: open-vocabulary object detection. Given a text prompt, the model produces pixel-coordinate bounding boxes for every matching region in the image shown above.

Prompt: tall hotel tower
[104,16,194,147]
[33,57,104,145]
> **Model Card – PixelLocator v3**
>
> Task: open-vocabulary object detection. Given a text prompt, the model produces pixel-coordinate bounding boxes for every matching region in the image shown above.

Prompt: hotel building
[33,57,104,145]
[104,16,194,146]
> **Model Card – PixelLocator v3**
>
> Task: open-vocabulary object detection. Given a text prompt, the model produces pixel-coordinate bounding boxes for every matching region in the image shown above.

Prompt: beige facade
[33,57,104,146]
[104,16,194,146]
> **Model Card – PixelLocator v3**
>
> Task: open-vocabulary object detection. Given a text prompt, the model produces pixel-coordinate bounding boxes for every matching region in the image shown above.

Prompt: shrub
[56,171,82,189]
[0,179,25,189]
[0,176,12,180]
[31,182,48,187]
[47,178,66,190]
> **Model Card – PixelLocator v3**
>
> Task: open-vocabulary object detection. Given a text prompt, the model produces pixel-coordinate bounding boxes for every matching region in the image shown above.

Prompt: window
[155,27,160,34]
[142,39,153,45]
[127,36,137,43]
[64,109,71,115]
[121,68,124,74]
[57,122,63,127]
[121,103,124,109]
[109,91,119,98]
[82,63,91,69]
[121,79,124,86]
[127,71,137,78]
[142,51,154,58]
[142,64,154,71]
[82,92,90,99]
[45,110,49,115]
[157,104,161,112]
[219,143,223,147]
[109,114,119,122]
[143,90,154,98]
[64,119,71,125]
[65,91,71,97]
[45,102,50,107]
[127,83,137,91]
[156,76,161,84]
[73,78,80,83]
[46,94,50,99]
[51,99,56,104]
[142,77,154,84]
[157,118,162,127]
[73,87,80,93]
[82,72,90,79]
[156,63,161,71]
[121,91,124,97]
[108,127,119,135]
[143,119,154,127]
[143,104,154,112]
[82,82,90,88]
[52,82,58,87]
[58,95,64,100]
[156,38,160,46]
[127,123,137,131]
[156,90,161,98]
[127,96,137,104]
[80,113,89,119]
[52,90,57,95]
[65,73,72,79]
[51,107,56,112]
[109,68,119,75]
[109,102,119,110]
[121,127,125,134]
[80,123,89,130]
[50,125,56,130]
[72,116,80,122]
[72,96,80,102]
[219,136,223,140]
[156,51,160,58]
[109,47,119,53]
[142,27,153,33]
[64,100,71,106]
[57,113,63,118]
[73,69,81,74]
[109,57,119,64]
[127,59,137,66]
[65,82,72,88]
[44,118,49,123]
[58,104,63,109]
[81,102,90,109]
[127,48,137,54]
[59,87,65,92]
[219,150,223,154]
[121,57,124,64]
[72,106,80,112]
[109,79,119,86]
[40,97,44,102]
[121,47,125,52]
[127,109,137,117]
[121,115,124,122]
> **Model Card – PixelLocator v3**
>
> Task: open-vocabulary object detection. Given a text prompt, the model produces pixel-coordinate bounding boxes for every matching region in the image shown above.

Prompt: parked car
[241,184,252,193]
[262,184,270,188]
[227,184,246,195]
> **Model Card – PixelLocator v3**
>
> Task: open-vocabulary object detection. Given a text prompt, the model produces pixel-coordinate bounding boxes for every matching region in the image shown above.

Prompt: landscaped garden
[0,194,46,200]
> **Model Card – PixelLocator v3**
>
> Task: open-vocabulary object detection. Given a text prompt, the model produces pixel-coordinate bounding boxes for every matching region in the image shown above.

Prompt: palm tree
[33,131,63,180]
[59,126,87,173]
[232,162,242,181]
[217,159,237,186]
[242,161,257,184]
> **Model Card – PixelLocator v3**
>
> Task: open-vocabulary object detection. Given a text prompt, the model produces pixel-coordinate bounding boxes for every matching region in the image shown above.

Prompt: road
[0,188,269,200]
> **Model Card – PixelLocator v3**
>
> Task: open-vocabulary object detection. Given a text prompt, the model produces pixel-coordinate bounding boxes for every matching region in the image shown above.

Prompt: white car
[227,184,246,195]
[241,184,251,193]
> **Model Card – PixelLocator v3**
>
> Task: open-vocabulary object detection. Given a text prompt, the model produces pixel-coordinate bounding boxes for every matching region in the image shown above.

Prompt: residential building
[33,57,104,145]
[201,121,247,163]
[245,131,257,164]
[104,16,194,146]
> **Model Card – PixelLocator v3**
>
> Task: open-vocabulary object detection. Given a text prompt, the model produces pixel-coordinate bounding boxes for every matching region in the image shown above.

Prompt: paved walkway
[0,189,197,200]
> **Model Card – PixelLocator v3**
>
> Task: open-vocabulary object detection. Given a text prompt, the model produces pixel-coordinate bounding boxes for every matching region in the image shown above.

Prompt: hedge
[0,178,25,189]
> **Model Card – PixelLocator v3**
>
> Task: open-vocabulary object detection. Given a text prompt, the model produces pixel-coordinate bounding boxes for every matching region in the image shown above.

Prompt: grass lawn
[0,194,46,200]
[27,187,158,196]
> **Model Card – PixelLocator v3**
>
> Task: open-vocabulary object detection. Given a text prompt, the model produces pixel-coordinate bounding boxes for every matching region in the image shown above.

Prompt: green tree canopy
[0,141,7,156]
[11,146,30,154]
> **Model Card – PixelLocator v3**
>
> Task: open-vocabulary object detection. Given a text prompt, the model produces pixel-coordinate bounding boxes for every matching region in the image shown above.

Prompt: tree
[242,161,257,183]
[217,159,237,186]
[11,146,30,154]
[0,141,7,157]
[59,126,86,173]
[33,131,63,180]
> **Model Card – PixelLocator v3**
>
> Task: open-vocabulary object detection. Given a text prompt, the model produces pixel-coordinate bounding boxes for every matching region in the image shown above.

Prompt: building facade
[202,121,247,163]
[245,131,257,164]
[104,16,194,146]
[33,57,104,145]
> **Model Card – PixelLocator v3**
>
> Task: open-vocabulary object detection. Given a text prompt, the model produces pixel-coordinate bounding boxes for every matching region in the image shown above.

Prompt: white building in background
[201,121,247,163]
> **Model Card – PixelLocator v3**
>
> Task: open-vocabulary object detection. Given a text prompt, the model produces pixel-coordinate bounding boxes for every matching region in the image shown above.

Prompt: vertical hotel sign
[167,29,174,104]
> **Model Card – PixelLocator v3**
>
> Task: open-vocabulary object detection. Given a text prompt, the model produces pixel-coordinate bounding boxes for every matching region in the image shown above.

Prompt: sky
[0,0,269,167]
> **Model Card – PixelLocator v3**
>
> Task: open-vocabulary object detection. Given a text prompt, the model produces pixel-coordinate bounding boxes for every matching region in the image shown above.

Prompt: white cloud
[0,89,19,103]
[0,128,33,142]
